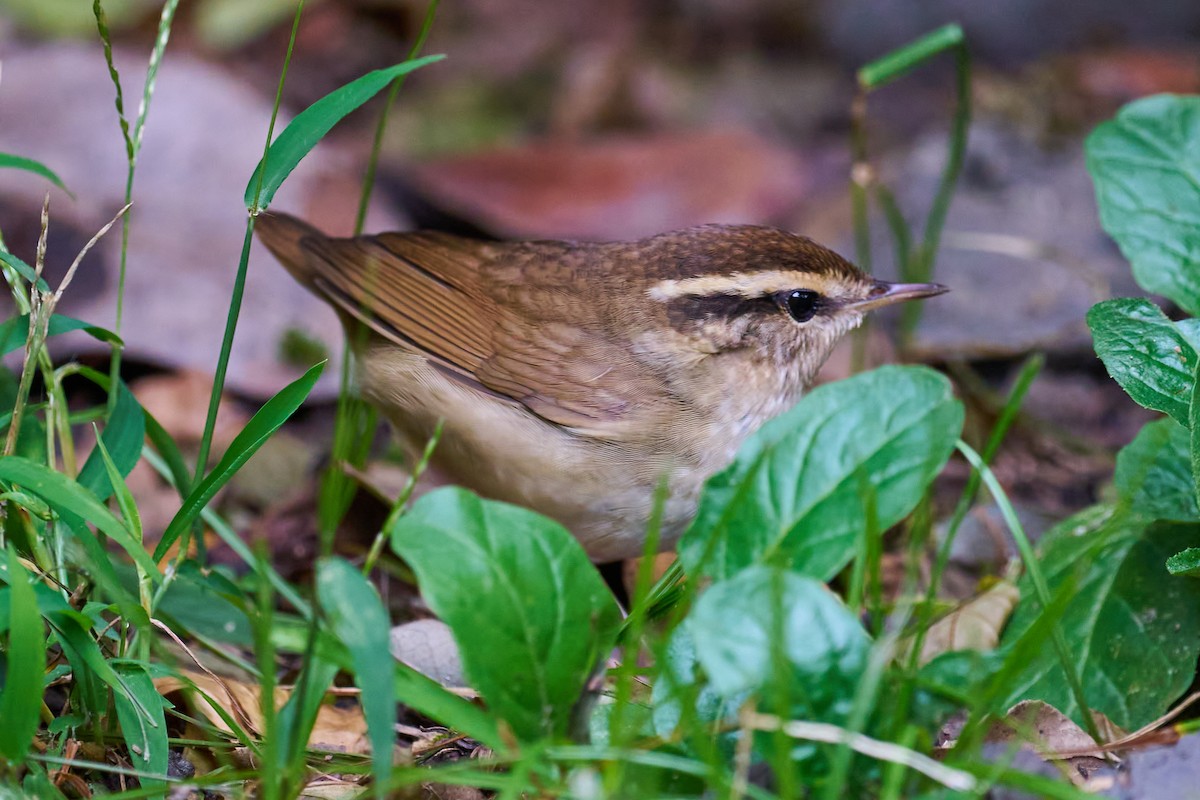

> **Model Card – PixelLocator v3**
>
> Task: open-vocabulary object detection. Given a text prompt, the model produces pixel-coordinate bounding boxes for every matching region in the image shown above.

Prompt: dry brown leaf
[905,580,1020,667]
[986,700,1127,762]
[401,130,805,241]
[155,669,371,755]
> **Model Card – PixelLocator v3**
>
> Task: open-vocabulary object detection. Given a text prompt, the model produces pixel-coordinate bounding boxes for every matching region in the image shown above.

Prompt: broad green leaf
[688,565,869,722]
[1167,547,1200,577]
[110,660,168,787]
[316,558,395,795]
[1192,360,1200,519]
[1176,318,1200,355]
[650,626,742,745]
[0,253,49,293]
[150,563,252,646]
[1115,419,1198,521]
[1087,95,1200,315]
[0,457,158,581]
[0,548,44,762]
[0,314,123,357]
[999,511,1200,729]
[390,487,622,743]
[155,361,324,560]
[76,379,145,503]
[0,152,70,196]
[679,365,962,580]
[1087,298,1195,425]
[245,55,444,210]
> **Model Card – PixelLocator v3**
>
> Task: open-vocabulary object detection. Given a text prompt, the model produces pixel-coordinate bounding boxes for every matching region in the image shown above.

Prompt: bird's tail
[254,211,326,292]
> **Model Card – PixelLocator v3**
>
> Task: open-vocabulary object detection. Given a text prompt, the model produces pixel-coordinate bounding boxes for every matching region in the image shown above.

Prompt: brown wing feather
[300,233,496,378]
[258,212,678,437]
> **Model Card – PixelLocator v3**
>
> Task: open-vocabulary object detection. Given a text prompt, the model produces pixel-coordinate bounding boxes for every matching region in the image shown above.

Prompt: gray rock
[865,120,1141,359]
[390,618,467,689]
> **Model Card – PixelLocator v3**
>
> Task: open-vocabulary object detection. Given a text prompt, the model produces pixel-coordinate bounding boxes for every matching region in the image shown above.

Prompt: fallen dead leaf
[904,580,1020,667]
[398,130,806,241]
[985,700,1126,762]
[155,669,371,755]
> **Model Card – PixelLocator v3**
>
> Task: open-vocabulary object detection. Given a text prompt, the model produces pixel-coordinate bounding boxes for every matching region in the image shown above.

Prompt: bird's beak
[846,280,949,313]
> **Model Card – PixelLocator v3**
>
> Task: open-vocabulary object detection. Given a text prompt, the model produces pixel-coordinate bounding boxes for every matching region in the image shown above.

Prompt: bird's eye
[782,289,820,323]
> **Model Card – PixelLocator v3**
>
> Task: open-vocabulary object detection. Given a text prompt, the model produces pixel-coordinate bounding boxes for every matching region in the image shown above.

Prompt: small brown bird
[256,213,945,561]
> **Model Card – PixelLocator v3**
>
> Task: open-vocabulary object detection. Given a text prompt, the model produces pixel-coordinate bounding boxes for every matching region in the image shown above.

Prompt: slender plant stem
[319,0,441,554]
[193,3,305,491]
[957,440,1105,746]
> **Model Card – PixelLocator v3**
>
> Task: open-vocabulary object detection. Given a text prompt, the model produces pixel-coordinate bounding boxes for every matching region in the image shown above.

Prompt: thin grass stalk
[885,354,1040,746]
[900,40,970,342]
[193,3,306,528]
[105,0,182,414]
[603,479,668,795]
[848,91,873,374]
[362,418,443,574]
[956,440,1105,746]
[907,353,1042,672]
[318,0,441,552]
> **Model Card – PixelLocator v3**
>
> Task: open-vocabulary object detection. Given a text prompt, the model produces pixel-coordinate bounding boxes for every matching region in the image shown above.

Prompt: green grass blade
[0,252,50,294]
[956,440,1105,745]
[244,54,445,211]
[0,456,159,581]
[156,361,325,561]
[0,314,122,357]
[0,152,71,197]
[857,23,964,89]
[316,558,396,796]
[142,415,191,504]
[0,547,45,763]
[76,379,145,502]
[110,660,168,789]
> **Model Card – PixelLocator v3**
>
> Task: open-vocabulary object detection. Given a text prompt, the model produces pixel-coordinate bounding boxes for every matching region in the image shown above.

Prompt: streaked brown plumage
[256,212,945,561]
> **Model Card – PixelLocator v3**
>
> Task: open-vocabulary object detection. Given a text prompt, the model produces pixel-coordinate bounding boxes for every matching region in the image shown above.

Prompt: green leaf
[688,565,869,722]
[92,435,142,551]
[1115,419,1198,521]
[0,548,45,763]
[1191,360,1200,518]
[1087,95,1200,315]
[0,152,70,196]
[316,558,395,795]
[1167,547,1200,577]
[110,660,168,787]
[143,412,191,503]
[245,55,444,210]
[1087,298,1196,425]
[0,252,49,294]
[390,487,622,743]
[155,361,324,560]
[76,379,145,503]
[679,365,962,580]
[0,314,123,357]
[151,563,252,646]
[0,457,159,581]
[999,511,1200,729]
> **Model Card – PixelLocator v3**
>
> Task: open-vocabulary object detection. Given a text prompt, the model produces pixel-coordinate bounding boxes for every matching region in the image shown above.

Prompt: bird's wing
[260,214,677,438]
